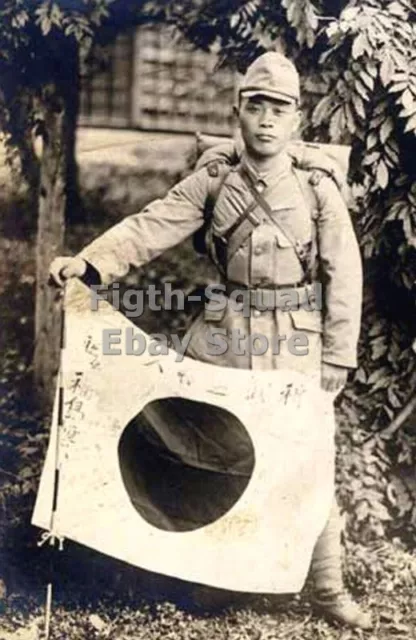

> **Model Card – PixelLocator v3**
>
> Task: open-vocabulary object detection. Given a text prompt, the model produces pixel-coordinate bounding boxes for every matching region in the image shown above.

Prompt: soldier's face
[237,95,300,159]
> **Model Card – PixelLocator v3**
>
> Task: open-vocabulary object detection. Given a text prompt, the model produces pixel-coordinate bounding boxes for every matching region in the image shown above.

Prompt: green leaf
[380,117,394,143]
[389,81,409,94]
[329,106,346,141]
[363,151,380,166]
[360,69,375,91]
[352,93,366,119]
[387,386,402,408]
[401,212,416,247]
[368,320,385,337]
[40,17,52,36]
[356,500,369,522]
[352,33,370,59]
[367,366,390,386]
[370,111,387,129]
[366,130,379,150]
[384,405,394,420]
[388,1,408,18]
[383,155,396,170]
[374,12,394,31]
[341,6,361,22]
[372,502,392,521]
[50,3,63,27]
[230,13,239,29]
[11,10,29,29]
[401,88,414,110]
[355,367,367,383]
[371,335,388,360]
[373,99,389,116]
[380,53,395,87]
[311,95,333,126]
[376,160,389,189]
[398,448,413,465]
[353,76,370,100]
[398,105,416,120]
[384,140,400,163]
[404,112,416,133]
[366,62,378,79]
[344,102,356,133]
[283,0,297,24]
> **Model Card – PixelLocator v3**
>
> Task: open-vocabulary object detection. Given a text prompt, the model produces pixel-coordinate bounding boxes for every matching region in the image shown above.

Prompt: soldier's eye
[273,107,295,117]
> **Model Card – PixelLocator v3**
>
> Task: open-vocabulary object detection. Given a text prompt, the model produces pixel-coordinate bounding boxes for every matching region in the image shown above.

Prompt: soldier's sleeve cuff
[80,261,102,287]
[321,353,357,369]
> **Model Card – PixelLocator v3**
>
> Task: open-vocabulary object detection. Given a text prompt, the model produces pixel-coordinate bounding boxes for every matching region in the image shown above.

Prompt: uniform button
[254,245,264,256]
[252,309,262,318]
[256,181,266,193]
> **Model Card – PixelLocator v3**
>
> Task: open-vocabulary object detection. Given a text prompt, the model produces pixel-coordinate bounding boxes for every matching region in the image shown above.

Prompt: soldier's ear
[290,108,301,135]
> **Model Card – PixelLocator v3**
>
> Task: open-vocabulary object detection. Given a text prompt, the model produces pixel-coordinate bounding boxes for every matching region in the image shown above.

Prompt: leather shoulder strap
[292,167,321,221]
[204,161,231,222]
[193,161,231,255]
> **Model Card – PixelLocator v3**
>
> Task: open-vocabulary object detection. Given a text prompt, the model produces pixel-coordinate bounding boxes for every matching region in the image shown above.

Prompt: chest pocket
[266,205,314,285]
[271,206,313,250]
[274,227,294,248]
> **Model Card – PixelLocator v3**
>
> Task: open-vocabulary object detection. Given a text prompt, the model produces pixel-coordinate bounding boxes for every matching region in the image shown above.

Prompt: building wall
[79,25,236,136]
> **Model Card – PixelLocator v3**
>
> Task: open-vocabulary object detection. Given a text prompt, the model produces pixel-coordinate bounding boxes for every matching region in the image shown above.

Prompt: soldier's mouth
[256,134,276,142]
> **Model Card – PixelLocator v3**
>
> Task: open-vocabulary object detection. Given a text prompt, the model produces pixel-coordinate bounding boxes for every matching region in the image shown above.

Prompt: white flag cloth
[33,279,336,593]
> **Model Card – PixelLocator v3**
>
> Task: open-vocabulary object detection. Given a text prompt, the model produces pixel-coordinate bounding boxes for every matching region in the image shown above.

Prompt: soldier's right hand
[49,256,87,287]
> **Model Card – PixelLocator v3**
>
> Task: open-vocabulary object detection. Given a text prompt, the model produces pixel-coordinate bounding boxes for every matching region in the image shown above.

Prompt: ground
[0,130,415,639]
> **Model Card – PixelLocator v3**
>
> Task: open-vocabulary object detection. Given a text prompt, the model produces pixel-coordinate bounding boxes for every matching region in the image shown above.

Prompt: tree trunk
[65,69,83,224]
[33,42,80,411]
[33,90,68,411]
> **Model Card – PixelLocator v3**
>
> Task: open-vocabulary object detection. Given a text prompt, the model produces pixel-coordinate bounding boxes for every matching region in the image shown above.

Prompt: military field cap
[239,52,300,104]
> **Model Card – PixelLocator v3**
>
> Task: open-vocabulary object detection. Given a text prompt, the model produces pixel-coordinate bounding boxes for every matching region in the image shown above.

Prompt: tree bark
[65,67,83,224]
[33,40,80,411]
[33,89,68,412]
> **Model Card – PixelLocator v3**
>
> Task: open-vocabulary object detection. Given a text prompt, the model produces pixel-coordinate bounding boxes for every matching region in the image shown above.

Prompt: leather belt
[224,281,318,310]
[226,280,306,291]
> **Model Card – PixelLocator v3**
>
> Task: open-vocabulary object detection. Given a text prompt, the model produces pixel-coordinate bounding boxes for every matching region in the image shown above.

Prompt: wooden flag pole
[38,284,67,640]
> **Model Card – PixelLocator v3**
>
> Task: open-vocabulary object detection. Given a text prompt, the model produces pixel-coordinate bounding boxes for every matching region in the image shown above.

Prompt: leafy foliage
[170,0,416,545]
[314,2,416,544]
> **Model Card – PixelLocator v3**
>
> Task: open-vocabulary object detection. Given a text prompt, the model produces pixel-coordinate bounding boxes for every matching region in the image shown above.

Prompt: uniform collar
[240,149,293,187]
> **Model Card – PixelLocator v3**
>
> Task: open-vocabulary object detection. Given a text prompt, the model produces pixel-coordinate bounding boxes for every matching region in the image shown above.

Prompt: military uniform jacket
[79,149,363,373]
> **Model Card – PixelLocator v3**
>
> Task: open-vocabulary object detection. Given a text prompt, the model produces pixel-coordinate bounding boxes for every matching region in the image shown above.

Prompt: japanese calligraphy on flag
[32,279,336,594]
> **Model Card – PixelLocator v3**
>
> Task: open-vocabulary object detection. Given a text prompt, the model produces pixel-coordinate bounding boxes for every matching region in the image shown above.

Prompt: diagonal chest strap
[227,214,261,262]
[212,180,262,266]
[236,167,311,277]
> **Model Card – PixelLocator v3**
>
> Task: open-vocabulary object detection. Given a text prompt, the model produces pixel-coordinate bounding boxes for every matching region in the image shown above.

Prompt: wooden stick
[44,582,53,640]
[42,284,67,640]
[380,394,416,439]
[363,392,416,446]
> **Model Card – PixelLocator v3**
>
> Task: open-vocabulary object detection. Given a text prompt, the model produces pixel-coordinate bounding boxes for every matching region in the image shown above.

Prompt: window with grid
[79,32,134,127]
[79,26,235,135]
[132,26,235,135]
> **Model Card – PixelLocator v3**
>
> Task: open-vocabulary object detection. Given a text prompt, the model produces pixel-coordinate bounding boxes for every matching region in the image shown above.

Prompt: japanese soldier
[50,52,371,629]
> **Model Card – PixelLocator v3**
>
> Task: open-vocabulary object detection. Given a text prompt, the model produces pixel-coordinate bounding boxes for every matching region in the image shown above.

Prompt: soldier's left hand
[321,363,348,393]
